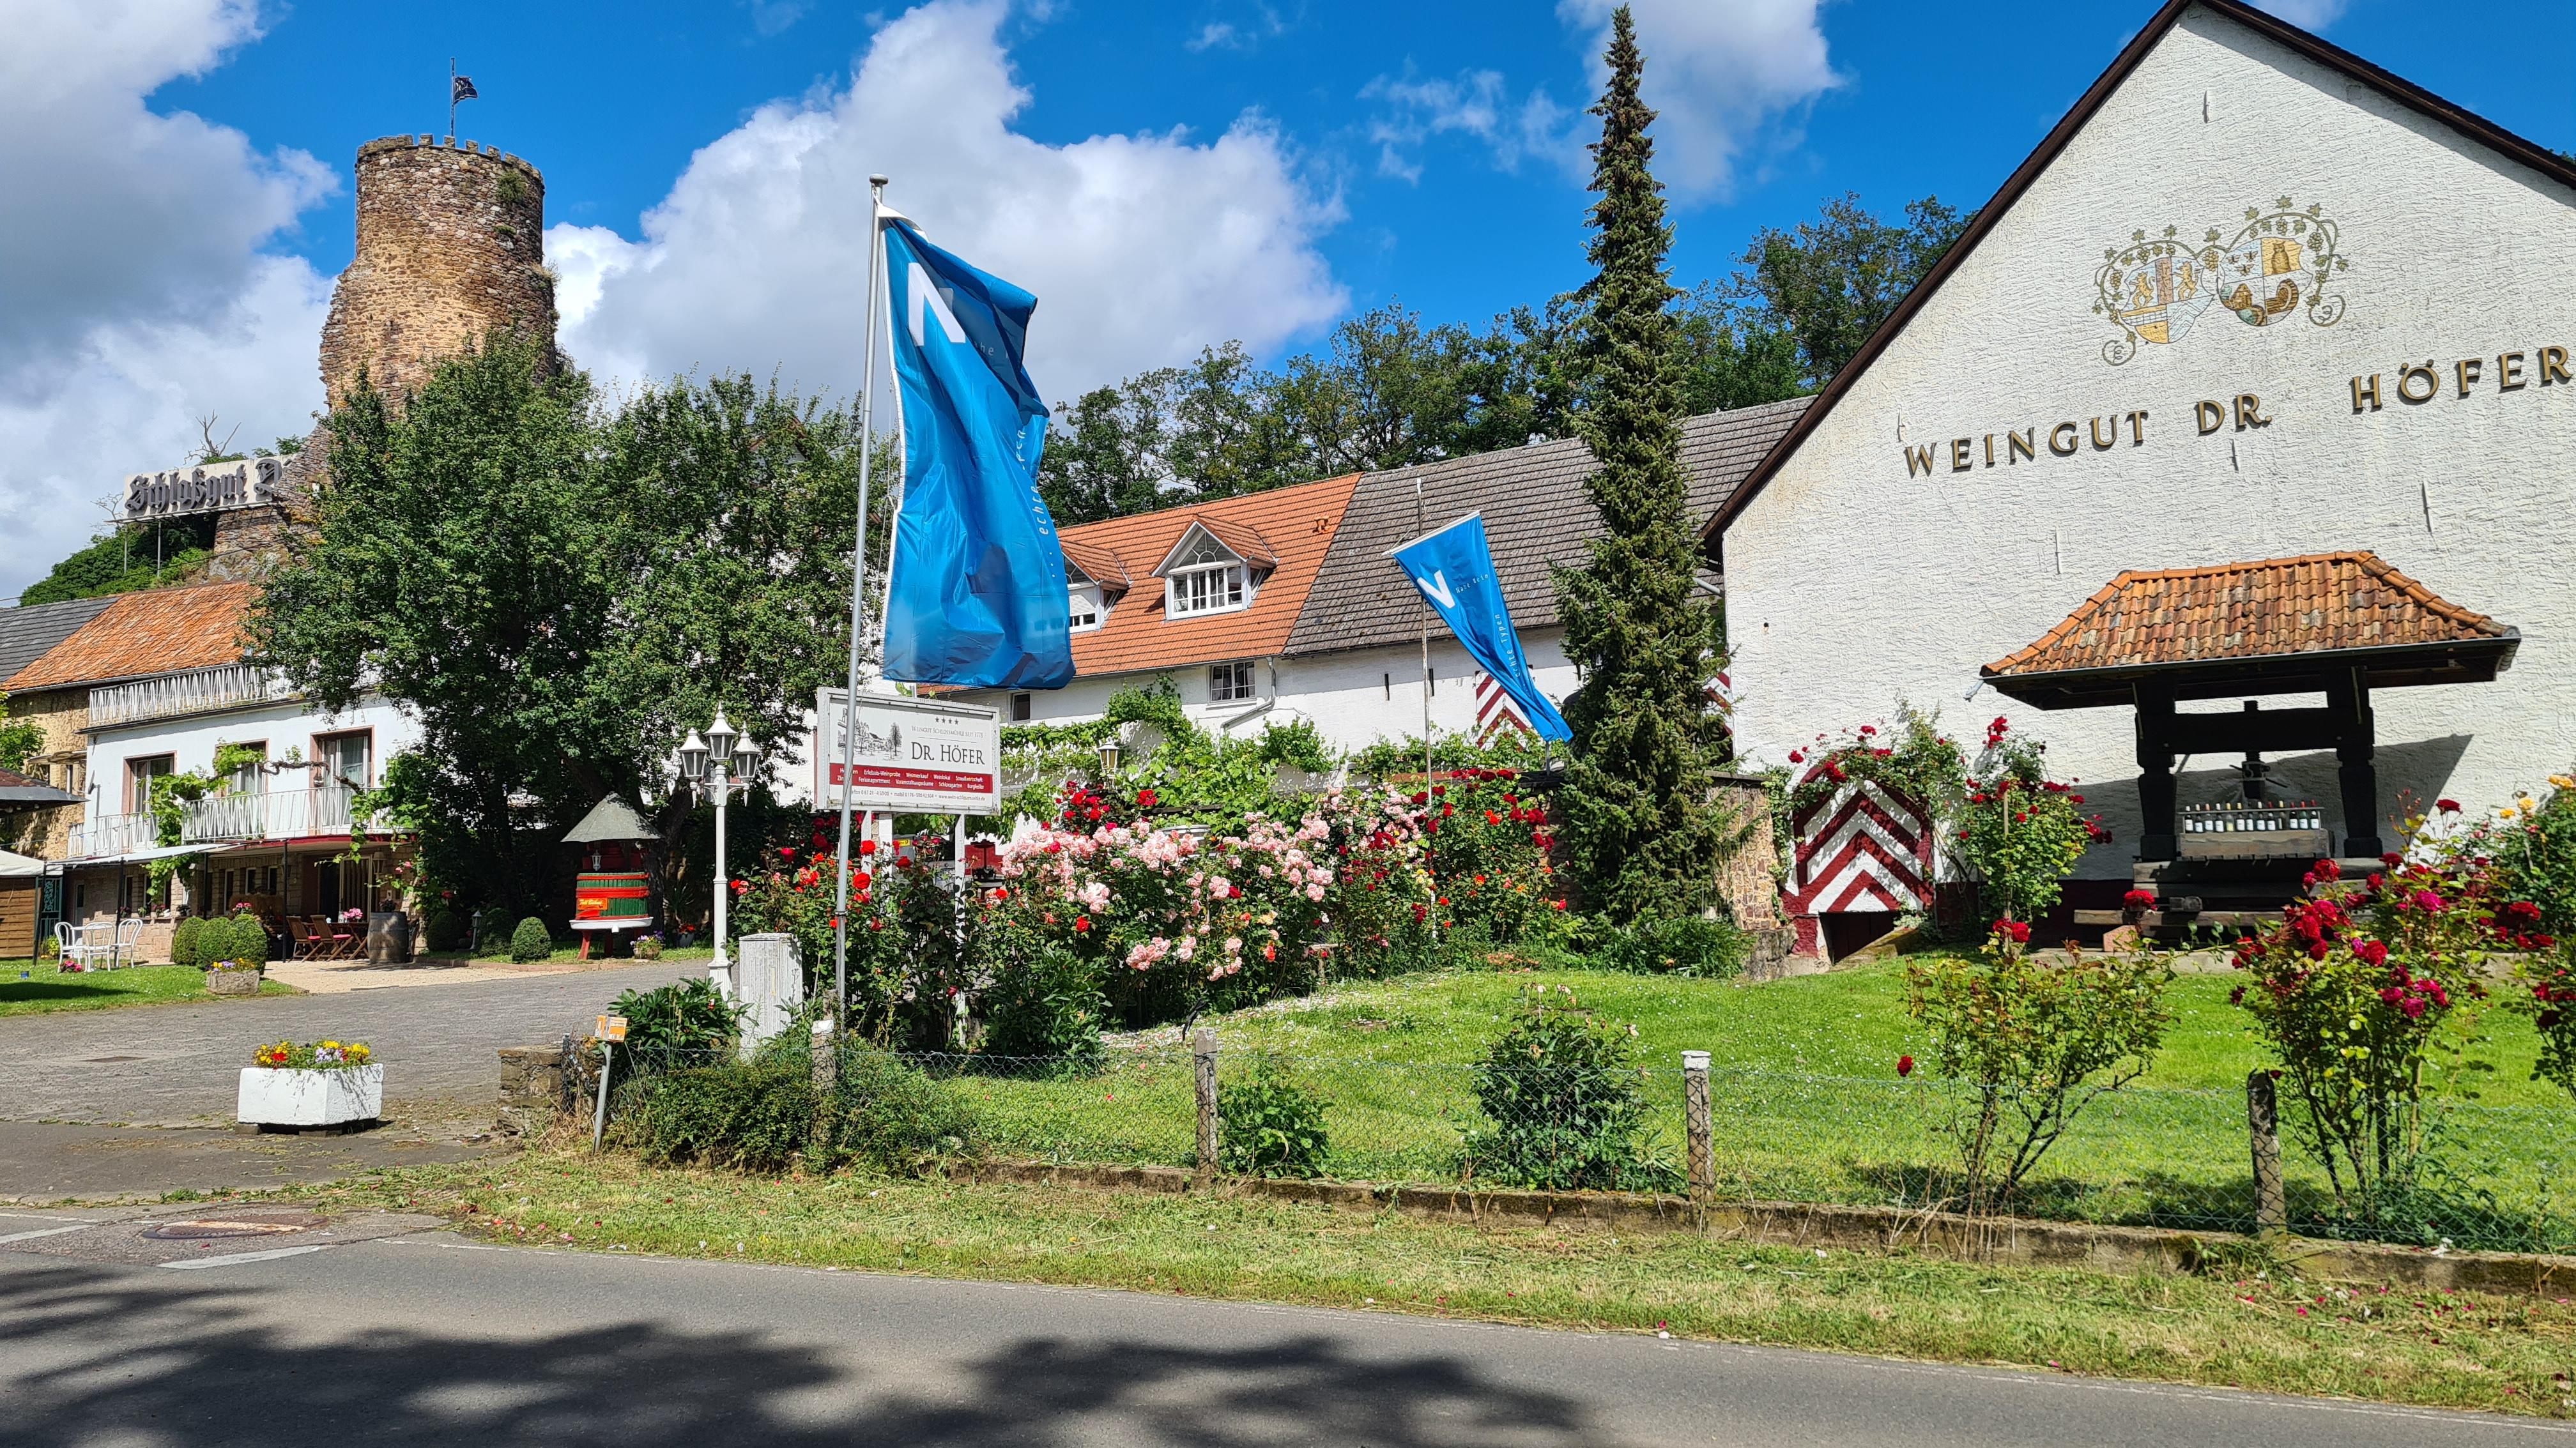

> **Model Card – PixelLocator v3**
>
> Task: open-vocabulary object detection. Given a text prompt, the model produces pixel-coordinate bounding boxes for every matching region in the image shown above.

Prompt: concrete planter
[206,969,262,998]
[237,1064,382,1128]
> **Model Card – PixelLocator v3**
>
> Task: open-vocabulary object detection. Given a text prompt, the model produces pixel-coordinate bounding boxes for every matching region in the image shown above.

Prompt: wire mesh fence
[596,1032,2576,1255]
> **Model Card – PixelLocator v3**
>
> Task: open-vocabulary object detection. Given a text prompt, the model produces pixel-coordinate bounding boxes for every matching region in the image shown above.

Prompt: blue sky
[164,0,2576,337]
[2,0,2570,600]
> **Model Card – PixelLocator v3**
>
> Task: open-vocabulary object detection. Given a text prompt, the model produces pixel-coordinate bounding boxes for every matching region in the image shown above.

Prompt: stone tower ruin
[210,136,560,580]
[316,135,560,407]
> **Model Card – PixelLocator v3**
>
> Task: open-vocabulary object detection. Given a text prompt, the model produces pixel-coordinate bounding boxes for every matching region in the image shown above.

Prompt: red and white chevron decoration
[1473,672,1534,745]
[1784,769,1933,955]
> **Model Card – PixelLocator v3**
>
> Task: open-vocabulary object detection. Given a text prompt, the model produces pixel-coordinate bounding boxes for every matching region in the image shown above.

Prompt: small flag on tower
[451,73,479,102]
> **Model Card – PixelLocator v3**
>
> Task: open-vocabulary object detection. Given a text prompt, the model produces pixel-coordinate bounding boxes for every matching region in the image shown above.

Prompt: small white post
[1682,1049,1712,1204]
[592,1039,613,1151]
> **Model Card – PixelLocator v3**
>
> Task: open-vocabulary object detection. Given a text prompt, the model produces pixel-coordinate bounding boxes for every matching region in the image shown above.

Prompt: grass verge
[295,1150,2576,1419]
[0,963,295,1016]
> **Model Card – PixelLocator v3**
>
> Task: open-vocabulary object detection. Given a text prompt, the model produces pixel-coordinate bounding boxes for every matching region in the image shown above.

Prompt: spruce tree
[1551,7,1736,925]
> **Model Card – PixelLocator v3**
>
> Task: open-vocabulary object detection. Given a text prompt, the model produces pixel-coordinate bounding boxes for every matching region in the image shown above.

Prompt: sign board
[124,457,289,522]
[813,688,1001,815]
[594,1014,628,1043]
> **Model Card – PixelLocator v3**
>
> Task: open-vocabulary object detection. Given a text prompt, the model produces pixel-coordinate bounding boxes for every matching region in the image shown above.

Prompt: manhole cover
[141,1208,326,1241]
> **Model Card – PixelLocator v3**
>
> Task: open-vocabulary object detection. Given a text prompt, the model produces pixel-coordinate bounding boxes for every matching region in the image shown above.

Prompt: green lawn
[922,957,2576,1252]
[291,1155,2576,1420]
[0,962,296,1016]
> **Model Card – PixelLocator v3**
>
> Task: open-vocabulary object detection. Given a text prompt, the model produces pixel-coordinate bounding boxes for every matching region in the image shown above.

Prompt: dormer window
[1068,584,1105,632]
[1168,560,1247,616]
[1060,540,1129,633]
[1153,519,1274,620]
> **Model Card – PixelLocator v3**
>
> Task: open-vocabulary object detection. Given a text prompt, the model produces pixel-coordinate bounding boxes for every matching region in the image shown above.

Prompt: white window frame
[1068,584,1105,632]
[1209,660,1257,703]
[1168,562,1248,618]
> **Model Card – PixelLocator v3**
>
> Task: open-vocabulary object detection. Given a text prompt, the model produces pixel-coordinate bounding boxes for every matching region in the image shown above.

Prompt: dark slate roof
[0,766,80,806]
[1285,397,1811,657]
[0,597,116,689]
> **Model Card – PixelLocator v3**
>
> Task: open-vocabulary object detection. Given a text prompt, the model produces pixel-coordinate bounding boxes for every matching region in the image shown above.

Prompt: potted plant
[238,1039,381,1131]
[205,914,268,996]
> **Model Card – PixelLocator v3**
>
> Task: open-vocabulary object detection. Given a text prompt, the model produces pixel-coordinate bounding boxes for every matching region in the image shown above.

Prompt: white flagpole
[832,174,891,1022]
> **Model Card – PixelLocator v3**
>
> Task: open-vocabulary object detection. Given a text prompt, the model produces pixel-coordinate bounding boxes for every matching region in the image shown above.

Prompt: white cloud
[743,0,811,36]
[0,0,334,600]
[1556,0,1841,201]
[2248,0,2349,29]
[1361,68,1581,183]
[553,0,1347,404]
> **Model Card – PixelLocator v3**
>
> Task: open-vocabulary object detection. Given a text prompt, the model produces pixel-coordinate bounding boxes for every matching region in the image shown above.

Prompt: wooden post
[1193,1027,1220,1184]
[2247,1069,2286,1236]
[1682,1050,1713,1206]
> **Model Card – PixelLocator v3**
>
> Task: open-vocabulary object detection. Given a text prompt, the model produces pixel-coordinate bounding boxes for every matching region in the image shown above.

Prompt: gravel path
[0,961,693,1127]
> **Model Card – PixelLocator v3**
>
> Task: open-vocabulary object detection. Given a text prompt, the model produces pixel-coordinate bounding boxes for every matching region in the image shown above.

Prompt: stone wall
[9,687,91,858]
[318,136,558,409]
[1711,773,1791,968]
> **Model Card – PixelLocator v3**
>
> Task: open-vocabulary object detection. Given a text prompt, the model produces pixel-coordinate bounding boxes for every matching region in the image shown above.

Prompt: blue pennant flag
[879,217,1072,689]
[1388,512,1570,742]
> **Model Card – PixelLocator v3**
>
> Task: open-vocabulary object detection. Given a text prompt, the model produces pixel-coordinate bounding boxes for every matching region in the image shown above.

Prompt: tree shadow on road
[0,1259,1623,1447]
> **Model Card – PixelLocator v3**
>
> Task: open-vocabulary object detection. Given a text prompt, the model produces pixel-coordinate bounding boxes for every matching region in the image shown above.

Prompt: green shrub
[612,977,742,1055]
[1218,1059,1330,1177]
[422,906,466,952]
[981,942,1107,1068]
[222,915,270,966]
[475,912,514,955]
[170,917,203,969]
[1461,985,1674,1193]
[615,1035,974,1175]
[1580,910,1745,977]
[508,917,551,963]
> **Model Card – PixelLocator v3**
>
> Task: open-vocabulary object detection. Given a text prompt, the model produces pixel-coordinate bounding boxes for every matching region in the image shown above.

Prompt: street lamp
[1096,737,1122,778]
[675,713,758,989]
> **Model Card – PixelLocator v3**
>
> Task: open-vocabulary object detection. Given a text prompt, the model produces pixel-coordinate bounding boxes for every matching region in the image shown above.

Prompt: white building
[5,581,422,938]
[946,399,1810,756]
[1710,0,2576,920]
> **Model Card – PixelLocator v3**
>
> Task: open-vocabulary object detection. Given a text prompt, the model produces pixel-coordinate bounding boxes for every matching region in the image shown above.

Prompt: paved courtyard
[0,959,691,1129]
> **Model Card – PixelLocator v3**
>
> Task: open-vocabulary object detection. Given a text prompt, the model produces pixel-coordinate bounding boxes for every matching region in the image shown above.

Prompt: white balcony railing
[181,787,371,844]
[67,812,157,859]
[88,664,295,731]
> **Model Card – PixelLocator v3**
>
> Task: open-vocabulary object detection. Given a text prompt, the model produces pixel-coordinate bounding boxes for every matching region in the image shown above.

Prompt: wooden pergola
[1981,553,2517,862]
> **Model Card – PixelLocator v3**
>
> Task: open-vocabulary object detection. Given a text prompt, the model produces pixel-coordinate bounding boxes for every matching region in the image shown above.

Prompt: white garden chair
[109,918,143,969]
[52,922,90,970]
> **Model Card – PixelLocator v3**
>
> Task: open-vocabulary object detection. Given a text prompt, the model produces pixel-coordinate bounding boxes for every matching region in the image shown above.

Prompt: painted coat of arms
[2093,198,2348,365]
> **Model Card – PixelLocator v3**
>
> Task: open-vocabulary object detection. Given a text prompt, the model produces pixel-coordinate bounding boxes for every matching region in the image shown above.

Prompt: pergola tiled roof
[1982,552,2518,708]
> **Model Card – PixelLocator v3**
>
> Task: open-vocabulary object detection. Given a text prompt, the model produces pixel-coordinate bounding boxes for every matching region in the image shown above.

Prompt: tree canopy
[248,338,882,914]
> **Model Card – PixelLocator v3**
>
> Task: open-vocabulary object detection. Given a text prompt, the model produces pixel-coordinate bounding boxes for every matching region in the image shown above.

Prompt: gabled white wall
[1722,7,2576,878]
[83,694,422,818]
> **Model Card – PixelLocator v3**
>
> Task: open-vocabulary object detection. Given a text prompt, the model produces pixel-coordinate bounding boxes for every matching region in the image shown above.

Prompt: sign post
[591,1014,627,1150]
[814,689,1001,1016]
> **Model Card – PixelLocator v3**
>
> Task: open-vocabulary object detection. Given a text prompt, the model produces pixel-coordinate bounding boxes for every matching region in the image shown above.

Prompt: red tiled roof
[1060,537,1131,591]
[1057,475,1359,678]
[1,583,260,692]
[1983,553,2510,679]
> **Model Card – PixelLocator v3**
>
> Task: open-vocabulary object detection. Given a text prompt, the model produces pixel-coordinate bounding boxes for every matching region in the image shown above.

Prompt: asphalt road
[0,960,689,1126]
[3,1205,2565,1448]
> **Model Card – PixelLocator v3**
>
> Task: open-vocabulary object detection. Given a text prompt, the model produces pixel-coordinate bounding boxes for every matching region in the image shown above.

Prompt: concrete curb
[959,1159,2576,1299]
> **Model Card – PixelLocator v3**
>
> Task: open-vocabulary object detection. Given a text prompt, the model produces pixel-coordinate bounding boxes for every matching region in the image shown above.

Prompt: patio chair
[52,922,95,972]
[312,917,362,961]
[108,918,143,970]
[286,918,320,959]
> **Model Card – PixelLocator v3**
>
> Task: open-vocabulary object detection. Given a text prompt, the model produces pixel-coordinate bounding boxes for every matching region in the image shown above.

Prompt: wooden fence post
[1682,1050,1713,1206]
[2247,1069,2286,1237]
[1193,1027,1220,1184]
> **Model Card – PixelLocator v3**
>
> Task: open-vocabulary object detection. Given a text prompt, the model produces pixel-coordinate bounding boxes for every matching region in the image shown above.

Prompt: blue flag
[1389,512,1570,742]
[879,218,1072,689]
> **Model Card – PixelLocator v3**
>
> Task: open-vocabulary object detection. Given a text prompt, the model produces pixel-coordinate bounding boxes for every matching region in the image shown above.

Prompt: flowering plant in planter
[252,1039,374,1069]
